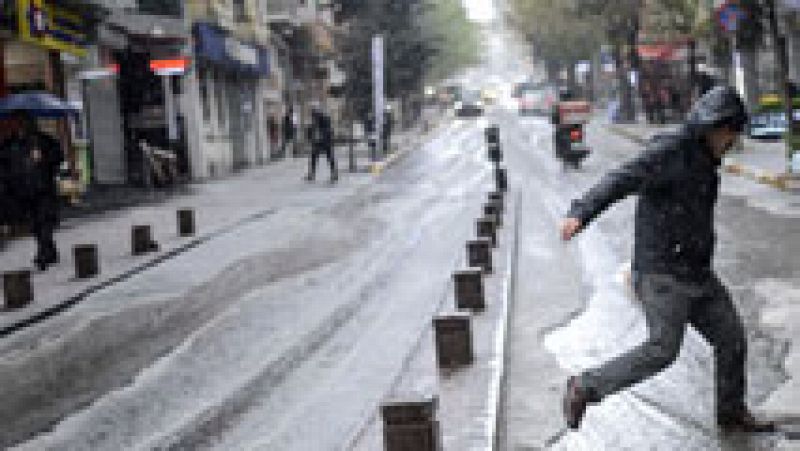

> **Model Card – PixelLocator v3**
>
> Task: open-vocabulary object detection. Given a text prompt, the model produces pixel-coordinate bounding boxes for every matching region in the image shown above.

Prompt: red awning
[637,43,688,61]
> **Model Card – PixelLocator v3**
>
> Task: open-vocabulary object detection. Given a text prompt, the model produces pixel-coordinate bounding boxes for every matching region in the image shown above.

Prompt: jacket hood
[686,86,748,134]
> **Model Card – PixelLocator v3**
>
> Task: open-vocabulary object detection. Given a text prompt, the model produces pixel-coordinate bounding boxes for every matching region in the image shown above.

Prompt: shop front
[1,0,90,180]
[71,10,190,187]
[184,23,270,179]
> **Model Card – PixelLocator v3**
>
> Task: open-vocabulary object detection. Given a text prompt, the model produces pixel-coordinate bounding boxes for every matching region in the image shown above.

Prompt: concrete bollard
[177,208,196,237]
[488,191,504,214]
[381,397,441,451]
[485,124,500,145]
[488,142,503,163]
[467,238,493,274]
[434,314,474,368]
[476,217,497,248]
[73,244,99,279]
[495,167,508,192]
[454,269,485,311]
[3,270,33,309]
[132,225,159,256]
[484,202,502,228]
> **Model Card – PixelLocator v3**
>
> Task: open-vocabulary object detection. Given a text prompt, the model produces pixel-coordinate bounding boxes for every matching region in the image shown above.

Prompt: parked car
[455,90,484,117]
[518,84,556,116]
[749,111,787,140]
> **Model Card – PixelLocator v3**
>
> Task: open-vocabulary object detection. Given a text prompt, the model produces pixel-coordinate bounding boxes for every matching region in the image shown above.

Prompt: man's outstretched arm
[562,139,675,240]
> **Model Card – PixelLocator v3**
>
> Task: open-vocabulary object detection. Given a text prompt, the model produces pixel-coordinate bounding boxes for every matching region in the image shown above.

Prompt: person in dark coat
[560,87,776,433]
[305,104,337,183]
[281,107,296,158]
[0,111,64,270]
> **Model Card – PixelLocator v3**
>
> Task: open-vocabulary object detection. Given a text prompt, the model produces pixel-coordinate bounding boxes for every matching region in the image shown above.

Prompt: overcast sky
[463,0,496,22]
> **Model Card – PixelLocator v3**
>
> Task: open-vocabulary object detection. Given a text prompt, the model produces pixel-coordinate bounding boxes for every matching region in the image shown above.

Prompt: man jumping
[560,87,776,434]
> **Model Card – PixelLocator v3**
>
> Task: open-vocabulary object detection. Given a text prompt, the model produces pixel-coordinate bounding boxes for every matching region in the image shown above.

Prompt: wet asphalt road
[0,99,795,449]
[2,116,496,450]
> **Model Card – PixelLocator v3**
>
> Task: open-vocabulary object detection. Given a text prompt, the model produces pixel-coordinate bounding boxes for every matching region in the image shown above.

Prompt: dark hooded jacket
[567,86,748,282]
[0,129,63,225]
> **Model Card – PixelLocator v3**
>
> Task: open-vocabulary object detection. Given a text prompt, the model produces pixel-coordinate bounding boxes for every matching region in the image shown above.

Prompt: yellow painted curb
[727,162,792,191]
[370,149,406,176]
[369,161,385,175]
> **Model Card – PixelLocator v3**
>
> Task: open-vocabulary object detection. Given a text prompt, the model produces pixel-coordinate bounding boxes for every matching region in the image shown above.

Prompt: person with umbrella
[0,93,70,270]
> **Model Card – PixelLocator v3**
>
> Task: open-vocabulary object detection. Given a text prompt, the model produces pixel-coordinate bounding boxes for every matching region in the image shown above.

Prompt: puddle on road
[542,240,785,449]
[543,278,786,449]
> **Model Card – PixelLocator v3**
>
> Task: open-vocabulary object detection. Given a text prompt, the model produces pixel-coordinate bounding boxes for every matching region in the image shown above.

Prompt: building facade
[183,0,273,179]
[0,0,103,185]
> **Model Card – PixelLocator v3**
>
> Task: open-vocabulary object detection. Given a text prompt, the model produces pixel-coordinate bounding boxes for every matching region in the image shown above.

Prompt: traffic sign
[716,1,746,33]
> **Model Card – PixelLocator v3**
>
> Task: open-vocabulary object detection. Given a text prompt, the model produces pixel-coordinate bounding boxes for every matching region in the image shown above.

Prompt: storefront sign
[17,0,87,56]
[224,37,258,67]
[149,58,190,76]
[193,23,269,76]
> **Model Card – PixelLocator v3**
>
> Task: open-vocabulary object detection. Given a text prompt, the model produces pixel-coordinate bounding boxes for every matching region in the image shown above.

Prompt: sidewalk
[0,119,432,333]
[608,121,798,192]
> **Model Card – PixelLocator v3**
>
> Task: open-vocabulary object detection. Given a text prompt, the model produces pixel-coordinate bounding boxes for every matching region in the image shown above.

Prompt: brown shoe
[719,410,777,433]
[564,376,594,430]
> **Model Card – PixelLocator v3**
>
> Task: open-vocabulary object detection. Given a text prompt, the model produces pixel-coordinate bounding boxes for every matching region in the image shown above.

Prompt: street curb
[721,162,798,191]
[608,125,796,192]
[0,208,276,337]
[368,148,407,175]
[368,117,447,176]
[343,189,519,450]
[490,190,520,450]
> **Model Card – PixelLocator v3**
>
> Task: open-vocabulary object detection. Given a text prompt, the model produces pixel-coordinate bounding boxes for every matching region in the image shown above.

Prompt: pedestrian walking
[0,111,63,270]
[281,107,296,158]
[560,87,776,433]
[268,115,279,159]
[305,104,337,183]
[364,114,377,161]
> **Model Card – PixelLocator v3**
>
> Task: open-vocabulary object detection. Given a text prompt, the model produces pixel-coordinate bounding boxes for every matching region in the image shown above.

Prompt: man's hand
[560,217,582,241]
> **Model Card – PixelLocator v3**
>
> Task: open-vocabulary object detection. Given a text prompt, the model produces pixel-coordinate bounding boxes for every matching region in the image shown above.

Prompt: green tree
[335,0,479,122]
[420,0,482,83]
[507,0,604,91]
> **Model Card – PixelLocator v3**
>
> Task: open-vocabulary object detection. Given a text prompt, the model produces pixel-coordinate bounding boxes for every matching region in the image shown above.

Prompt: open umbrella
[0,92,79,118]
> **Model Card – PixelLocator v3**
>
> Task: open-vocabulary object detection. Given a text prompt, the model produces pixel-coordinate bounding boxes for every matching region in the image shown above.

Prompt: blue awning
[193,23,270,77]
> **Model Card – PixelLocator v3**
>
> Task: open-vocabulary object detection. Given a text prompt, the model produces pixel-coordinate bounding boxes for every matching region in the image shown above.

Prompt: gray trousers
[582,272,747,420]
